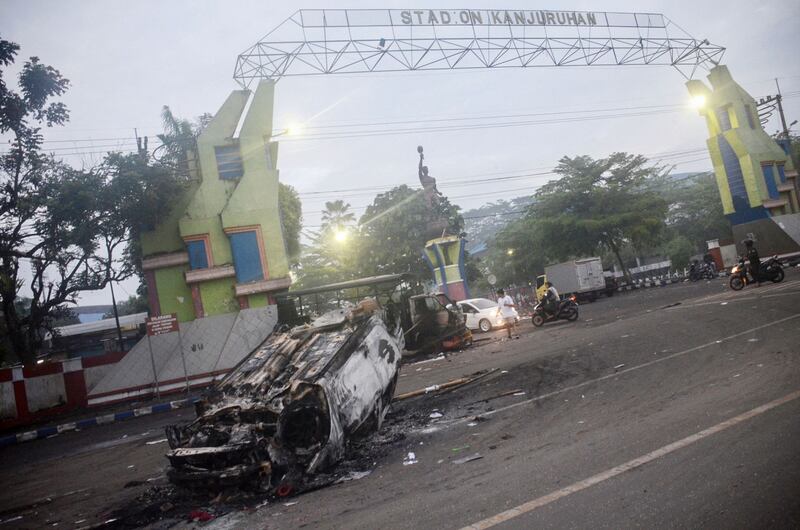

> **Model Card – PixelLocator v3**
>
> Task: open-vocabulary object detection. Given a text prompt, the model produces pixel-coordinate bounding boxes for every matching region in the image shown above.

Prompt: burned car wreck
[165,276,406,495]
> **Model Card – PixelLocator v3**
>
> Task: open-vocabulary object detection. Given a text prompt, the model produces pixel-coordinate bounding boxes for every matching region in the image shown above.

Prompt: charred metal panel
[165,301,402,494]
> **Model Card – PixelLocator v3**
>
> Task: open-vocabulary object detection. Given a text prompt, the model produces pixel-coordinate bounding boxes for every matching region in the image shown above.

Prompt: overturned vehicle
[165,276,411,494]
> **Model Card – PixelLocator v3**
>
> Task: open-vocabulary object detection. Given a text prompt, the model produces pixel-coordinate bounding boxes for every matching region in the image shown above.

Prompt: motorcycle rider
[542,281,560,318]
[744,239,761,286]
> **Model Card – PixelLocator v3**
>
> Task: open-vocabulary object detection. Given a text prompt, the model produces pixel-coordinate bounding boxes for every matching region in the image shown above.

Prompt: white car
[457,298,519,333]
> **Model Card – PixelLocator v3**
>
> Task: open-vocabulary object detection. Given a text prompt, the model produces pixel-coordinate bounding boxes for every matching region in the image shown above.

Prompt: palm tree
[155,106,197,173]
[320,200,356,231]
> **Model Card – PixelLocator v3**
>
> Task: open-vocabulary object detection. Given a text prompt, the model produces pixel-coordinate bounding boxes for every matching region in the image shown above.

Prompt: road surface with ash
[1,273,798,529]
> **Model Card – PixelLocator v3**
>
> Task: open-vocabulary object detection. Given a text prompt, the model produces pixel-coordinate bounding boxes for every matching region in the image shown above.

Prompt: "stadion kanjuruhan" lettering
[397,9,601,27]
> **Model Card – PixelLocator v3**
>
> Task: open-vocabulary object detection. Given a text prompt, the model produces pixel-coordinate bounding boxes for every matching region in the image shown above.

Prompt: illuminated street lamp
[272,122,304,138]
[690,94,706,109]
[507,248,515,256]
[334,229,348,243]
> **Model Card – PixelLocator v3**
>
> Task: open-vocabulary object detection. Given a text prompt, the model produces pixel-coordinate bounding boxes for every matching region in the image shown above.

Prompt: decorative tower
[686,65,800,255]
[417,146,470,301]
[140,81,292,322]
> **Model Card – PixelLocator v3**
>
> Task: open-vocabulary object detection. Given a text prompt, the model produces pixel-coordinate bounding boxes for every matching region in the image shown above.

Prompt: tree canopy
[0,37,185,365]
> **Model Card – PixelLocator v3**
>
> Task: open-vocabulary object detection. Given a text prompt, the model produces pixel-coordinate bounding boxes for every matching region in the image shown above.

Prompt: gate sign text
[398,9,602,27]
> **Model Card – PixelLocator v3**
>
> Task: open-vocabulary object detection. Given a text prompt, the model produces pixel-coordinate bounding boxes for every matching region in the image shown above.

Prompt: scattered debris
[429,412,443,419]
[720,302,728,305]
[188,510,214,522]
[733,374,741,378]
[467,422,478,427]
[393,369,497,401]
[403,452,418,466]
[334,470,372,484]
[614,364,626,371]
[407,355,446,366]
[512,392,526,397]
[451,445,470,452]
[145,438,168,445]
[747,338,759,342]
[283,501,299,507]
[453,453,483,465]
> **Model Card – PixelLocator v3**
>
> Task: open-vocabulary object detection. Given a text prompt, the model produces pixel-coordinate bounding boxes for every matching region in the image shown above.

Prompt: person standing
[744,239,761,286]
[496,289,519,339]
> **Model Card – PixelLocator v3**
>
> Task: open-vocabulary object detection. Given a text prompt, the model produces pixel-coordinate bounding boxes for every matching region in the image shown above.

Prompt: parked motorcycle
[531,296,579,327]
[729,255,784,290]
[689,260,716,281]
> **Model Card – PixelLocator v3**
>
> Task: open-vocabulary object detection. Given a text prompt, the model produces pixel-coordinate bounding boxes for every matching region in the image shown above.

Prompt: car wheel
[478,319,492,332]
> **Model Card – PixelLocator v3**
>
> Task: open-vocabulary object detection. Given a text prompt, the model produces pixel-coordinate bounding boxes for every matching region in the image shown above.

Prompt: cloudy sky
[2,0,799,305]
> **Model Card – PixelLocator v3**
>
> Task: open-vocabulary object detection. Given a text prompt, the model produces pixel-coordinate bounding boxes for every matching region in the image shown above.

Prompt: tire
[532,314,545,327]
[566,308,579,321]
[478,319,492,333]
[729,275,745,291]
[771,268,785,283]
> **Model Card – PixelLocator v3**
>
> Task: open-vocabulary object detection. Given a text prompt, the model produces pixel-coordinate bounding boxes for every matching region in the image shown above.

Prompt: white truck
[535,257,613,302]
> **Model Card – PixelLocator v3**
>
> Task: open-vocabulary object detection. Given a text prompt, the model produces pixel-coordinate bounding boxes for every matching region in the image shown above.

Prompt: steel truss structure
[234,9,725,87]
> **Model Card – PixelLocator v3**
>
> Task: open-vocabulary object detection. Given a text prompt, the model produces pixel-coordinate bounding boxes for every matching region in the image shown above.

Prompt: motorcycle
[689,260,716,281]
[531,295,579,327]
[729,255,784,290]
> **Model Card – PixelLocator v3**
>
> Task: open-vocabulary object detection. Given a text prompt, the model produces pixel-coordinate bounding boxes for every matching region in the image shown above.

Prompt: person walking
[496,288,519,339]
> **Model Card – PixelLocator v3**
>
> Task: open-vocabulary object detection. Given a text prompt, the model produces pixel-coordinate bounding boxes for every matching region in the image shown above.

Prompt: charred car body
[164,275,467,494]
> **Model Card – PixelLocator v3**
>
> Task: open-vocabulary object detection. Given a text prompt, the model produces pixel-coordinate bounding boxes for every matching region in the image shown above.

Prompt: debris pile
[164,299,402,495]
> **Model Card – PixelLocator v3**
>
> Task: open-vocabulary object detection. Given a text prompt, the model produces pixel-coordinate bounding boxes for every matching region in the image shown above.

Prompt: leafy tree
[661,235,695,270]
[530,153,668,280]
[103,294,148,318]
[658,172,731,255]
[293,201,358,289]
[278,183,302,265]
[358,185,464,279]
[482,215,547,289]
[0,37,183,364]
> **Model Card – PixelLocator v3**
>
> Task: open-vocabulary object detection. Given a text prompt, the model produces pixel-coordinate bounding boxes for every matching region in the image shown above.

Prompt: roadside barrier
[0,396,199,448]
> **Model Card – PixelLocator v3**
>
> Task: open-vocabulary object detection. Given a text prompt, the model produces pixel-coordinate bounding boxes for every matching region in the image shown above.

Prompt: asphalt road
[1,272,798,529]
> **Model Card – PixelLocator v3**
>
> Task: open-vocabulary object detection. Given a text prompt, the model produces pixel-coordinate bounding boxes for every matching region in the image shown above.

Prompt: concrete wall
[88,305,277,406]
[0,382,16,419]
[0,352,125,430]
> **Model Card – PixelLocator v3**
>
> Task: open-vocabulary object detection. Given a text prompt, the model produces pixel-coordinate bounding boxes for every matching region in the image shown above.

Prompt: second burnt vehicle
[164,274,469,495]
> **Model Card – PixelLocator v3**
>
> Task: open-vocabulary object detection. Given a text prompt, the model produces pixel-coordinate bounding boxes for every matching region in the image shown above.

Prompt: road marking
[446,313,800,426]
[461,388,800,530]
[668,289,800,309]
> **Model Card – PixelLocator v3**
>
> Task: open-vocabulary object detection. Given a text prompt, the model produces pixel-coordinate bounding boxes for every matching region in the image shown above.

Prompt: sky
[2,0,799,305]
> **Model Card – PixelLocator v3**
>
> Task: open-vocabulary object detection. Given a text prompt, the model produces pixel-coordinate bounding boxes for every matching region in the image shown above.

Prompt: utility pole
[775,79,790,140]
[775,78,798,169]
[108,277,125,352]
